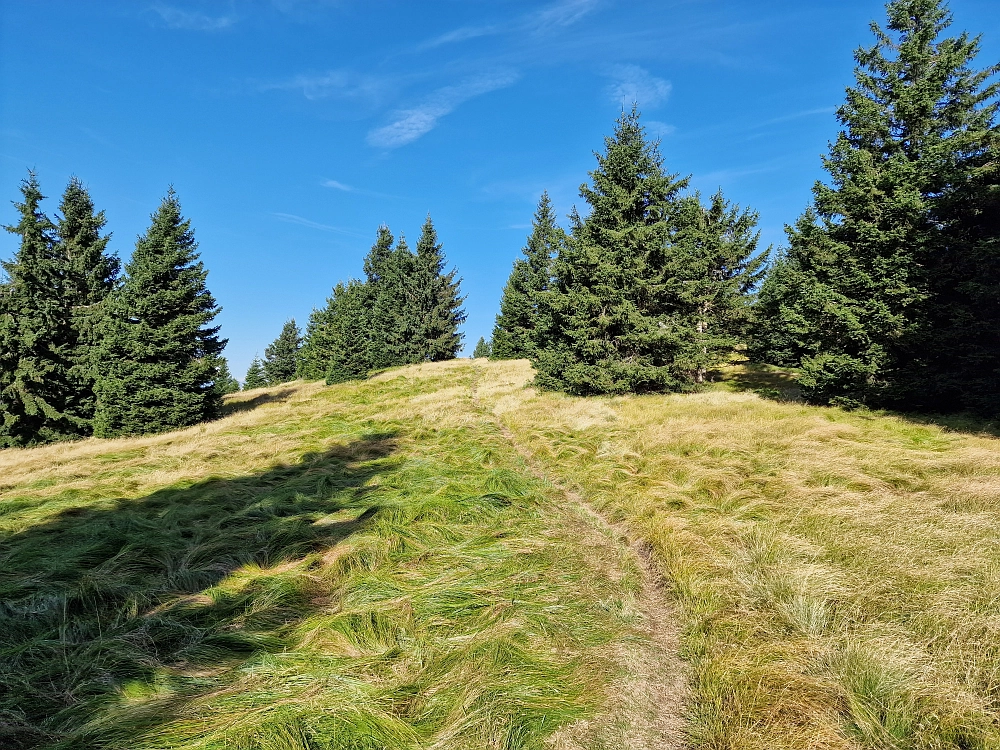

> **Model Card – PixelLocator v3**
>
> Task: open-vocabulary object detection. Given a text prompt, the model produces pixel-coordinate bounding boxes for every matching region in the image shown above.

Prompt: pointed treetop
[363,225,395,285]
[5,170,54,245]
[580,106,688,233]
[263,319,302,385]
[416,214,441,261]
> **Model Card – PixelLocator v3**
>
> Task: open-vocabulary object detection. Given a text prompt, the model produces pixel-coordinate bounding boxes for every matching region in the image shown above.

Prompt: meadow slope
[3,358,1000,749]
[479,359,1000,750]
[0,360,682,750]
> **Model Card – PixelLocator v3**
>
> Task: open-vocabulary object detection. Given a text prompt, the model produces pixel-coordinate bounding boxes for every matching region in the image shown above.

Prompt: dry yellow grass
[476,357,1000,749]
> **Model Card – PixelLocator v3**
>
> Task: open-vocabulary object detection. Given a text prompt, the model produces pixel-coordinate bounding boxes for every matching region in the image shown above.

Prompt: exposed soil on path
[470,362,690,749]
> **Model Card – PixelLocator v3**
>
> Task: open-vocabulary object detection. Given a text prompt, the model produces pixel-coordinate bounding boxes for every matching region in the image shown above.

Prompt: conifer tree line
[1,175,230,446]
[492,117,766,395]
[493,0,999,417]
[255,215,466,388]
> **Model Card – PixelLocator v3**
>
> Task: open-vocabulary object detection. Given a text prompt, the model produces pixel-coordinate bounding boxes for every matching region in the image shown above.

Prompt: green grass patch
[0,367,633,749]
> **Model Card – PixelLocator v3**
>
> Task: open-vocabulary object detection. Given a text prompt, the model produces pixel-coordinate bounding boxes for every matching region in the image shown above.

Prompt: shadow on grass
[710,363,802,402]
[0,431,398,749]
[719,364,1000,437]
[889,410,1000,438]
[218,387,297,417]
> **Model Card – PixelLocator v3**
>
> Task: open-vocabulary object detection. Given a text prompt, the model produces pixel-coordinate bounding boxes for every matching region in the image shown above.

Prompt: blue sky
[2,0,998,380]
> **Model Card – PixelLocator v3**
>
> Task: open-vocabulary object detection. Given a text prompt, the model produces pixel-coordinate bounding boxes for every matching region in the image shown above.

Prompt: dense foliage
[93,190,226,437]
[243,357,267,390]
[262,319,301,385]
[0,175,120,446]
[473,337,492,358]
[750,0,1000,415]
[492,192,562,360]
[298,217,466,384]
[212,356,241,396]
[1,175,77,446]
[511,108,765,395]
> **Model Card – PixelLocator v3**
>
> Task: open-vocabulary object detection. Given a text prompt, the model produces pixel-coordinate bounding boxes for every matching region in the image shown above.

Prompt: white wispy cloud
[152,5,237,31]
[260,70,387,104]
[271,212,365,237]
[418,24,501,51]
[606,64,671,108]
[530,0,599,32]
[696,159,787,185]
[319,180,408,201]
[320,179,354,191]
[417,0,599,50]
[366,71,518,149]
[644,120,676,138]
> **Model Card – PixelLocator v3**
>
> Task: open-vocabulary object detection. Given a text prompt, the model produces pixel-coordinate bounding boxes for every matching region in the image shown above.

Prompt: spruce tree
[473,337,492,358]
[533,108,690,395]
[244,357,267,390]
[387,234,422,365]
[411,216,466,362]
[753,0,1000,413]
[492,192,562,359]
[324,280,372,384]
[212,356,240,396]
[298,304,337,380]
[0,173,80,446]
[747,251,812,367]
[262,319,301,385]
[905,2,1000,415]
[93,189,226,437]
[362,226,421,370]
[56,177,120,429]
[665,191,767,383]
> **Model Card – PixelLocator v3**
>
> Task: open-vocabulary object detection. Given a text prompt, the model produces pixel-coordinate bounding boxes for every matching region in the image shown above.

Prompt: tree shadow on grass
[889,410,1000,439]
[710,363,803,402]
[0,431,398,749]
[218,387,297,417]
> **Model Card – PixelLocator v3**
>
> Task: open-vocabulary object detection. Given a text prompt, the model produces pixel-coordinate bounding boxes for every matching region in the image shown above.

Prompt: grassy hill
[2,359,999,749]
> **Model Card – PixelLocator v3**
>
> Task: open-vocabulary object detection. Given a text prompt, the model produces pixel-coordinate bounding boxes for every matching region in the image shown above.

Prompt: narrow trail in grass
[469,361,690,749]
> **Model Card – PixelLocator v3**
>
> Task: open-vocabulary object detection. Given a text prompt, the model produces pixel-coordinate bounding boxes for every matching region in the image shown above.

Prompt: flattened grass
[481,358,1000,750]
[0,363,640,749]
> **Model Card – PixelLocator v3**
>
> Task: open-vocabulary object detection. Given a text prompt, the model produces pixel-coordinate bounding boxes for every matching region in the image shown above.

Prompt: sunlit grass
[481,358,1000,750]
[9,356,995,749]
[0,363,644,749]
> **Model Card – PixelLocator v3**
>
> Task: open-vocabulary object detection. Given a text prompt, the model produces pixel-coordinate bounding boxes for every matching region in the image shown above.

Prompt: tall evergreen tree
[262,319,301,385]
[665,191,767,383]
[363,226,412,370]
[244,357,267,390]
[0,173,80,446]
[387,234,422,365]
[298,303,337,380]
[93,189,226,437]
[534,108,689,395]
[411,216,466,362]
[56,177,120,429]
[752,0,1000,413]
[473,336,492,358]
[492,192,562,359]
[324,280,372,384]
